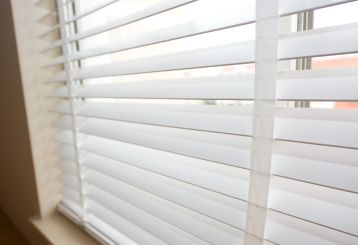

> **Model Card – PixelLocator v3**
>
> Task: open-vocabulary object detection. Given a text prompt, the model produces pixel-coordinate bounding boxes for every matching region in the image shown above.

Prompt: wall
[10,0,63,219]
[0,0,41,243]
[5,0,98,244]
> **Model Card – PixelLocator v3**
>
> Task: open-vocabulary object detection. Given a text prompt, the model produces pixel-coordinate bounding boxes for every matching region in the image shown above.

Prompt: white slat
[85,159,247,229]
[76,74,254,99]
[73,41,255,79]
[268,176,358,236]
[278,0,353,15]
[47,0,352,50]
[81,137,249,200]
[70,8,255,61]
[87,200,167,245]
[277,68,358,101]
[52,101,253,135]
[87,189,212,245]
[68,0,354,62]
[272,140,358,192]
[76,117,252,168]
[50,74,254,99]
[85,214,138,245]
[55,132,250,200]
[86,174,244,245]
[69,0,197,42]
[279,22,358,59]
[56,22,358,80]
[47,0,352,64]
[274,108,358,149]
[78,101,252,135]
[265,209,358,245]
[65,0,119,23]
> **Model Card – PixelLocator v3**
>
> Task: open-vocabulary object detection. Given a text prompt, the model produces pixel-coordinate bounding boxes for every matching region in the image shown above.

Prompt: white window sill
[30,212,99,245]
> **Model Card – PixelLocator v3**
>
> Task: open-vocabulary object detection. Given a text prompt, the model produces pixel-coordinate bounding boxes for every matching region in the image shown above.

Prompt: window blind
[45,0,358,244]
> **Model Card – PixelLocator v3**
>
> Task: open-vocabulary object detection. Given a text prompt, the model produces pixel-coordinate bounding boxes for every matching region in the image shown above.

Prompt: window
[46,0,358,244]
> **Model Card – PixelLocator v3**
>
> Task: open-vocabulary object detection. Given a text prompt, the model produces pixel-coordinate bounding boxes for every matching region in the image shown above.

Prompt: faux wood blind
[43,0,358,244]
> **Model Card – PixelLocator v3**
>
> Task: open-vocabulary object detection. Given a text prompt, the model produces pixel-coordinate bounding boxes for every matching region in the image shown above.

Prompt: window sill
[30,212,99,245]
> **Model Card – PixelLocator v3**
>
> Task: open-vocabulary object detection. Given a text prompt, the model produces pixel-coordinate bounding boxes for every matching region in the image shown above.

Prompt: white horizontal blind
[265,1,358,244]
[46,0,358,244]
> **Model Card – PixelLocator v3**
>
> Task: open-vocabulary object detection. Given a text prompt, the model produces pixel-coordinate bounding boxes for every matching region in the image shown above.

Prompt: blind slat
[69,9,255,62]
[44,0,351,52]
[275,108,358,149]
[73,41,255,79]
[48,22,357,81]
[65,0,119,23]
[87,200,167,245]
[76,74,254,99]
[279,22,358,59]
[85,160,246,229]
[269,176,358,237]
[77,117,252,168]
[69,0,197,42]
[81,143,249,200]
[86,173,244,245]
[277,67,358,101]
[84,214,138,245]
[279,0,353,15]
[272,140,358,192]
[75,101,252,135]
[53,115,252,169]
[55,132,250,200]
[265,209,358,245]
[277,76,358,101]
